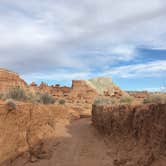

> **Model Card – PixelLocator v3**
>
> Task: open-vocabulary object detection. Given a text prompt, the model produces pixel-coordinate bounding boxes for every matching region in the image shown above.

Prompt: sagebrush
[5,99,16,112]
[4,87,55,104]
[6,87,27,101]
[59,99,66,105]
[38,92,55,104]
[120,95,134,104]
[143,94,166,104]
[93,97,117,105]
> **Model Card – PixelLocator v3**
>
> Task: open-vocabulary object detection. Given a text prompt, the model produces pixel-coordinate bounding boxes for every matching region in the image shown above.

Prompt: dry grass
[120,95,134,104]
[93,95,135,106]
[143,94,166,104]
[3,87,55,104]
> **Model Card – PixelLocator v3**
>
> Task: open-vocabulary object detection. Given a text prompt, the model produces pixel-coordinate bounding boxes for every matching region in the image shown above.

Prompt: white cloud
[22,70,93,84]
[103,60,166,78]
[22,60,166,84]
[0,0,166,75]
[111,45,137,61]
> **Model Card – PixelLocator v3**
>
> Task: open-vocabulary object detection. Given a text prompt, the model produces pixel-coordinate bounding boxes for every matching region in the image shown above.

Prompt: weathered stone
[0,68,27,93]
[0,68,125,104]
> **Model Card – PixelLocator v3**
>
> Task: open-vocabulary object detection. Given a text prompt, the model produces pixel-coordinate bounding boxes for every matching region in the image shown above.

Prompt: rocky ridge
[0,68,124,104]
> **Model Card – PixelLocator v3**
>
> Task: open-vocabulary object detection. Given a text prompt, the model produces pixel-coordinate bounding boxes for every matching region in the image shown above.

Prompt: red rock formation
[30,82,37,87]
[0,68,27,93]
[127,91,149,99]
[29,80,98,104]
[92,103,166,165]
[51,86,71,99]
[0,68,125,104]
[70,80,98,104]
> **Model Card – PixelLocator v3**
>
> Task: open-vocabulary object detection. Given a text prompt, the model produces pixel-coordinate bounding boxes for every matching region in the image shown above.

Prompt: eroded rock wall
[0,103,79,165]
[92,103,166,165]
[0,69,27,93]
[69,80,98,104]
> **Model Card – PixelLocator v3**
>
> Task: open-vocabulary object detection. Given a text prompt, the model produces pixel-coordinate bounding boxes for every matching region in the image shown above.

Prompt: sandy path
[13,118,113,166]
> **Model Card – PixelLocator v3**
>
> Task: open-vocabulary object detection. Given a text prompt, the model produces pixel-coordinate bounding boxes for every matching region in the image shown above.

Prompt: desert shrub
[143,94,166,104]
[59,99,66,105]
[111,98,118,105]
[6,87,27,101]
[120,95,134,104]
[5,99,16,112]
[0,93,4,99]
[143,97,153,103]
[26,91,37,102]
[93,97,115,105]
[38,92,55,104]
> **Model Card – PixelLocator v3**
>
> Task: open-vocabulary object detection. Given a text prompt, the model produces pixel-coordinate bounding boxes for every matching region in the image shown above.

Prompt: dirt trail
[13,118,113,166]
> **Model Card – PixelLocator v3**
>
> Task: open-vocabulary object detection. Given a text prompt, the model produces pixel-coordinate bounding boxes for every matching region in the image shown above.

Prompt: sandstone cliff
[69,80,98,104]
[0,69,27,93]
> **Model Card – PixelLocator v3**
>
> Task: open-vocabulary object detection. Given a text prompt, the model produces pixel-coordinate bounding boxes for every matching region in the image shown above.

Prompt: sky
[0,0,166,91]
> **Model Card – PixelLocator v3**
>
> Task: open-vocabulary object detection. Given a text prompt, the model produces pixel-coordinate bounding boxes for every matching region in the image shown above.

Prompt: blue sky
[0,0,166,91]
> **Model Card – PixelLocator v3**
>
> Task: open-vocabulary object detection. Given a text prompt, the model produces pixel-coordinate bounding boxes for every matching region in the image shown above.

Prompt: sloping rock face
[86,77,125,98]
[0,69,27,93]
[0,103,79,165]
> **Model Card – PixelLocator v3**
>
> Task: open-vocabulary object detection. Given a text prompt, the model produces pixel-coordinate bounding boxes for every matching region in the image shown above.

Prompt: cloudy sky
[0,0,166,91]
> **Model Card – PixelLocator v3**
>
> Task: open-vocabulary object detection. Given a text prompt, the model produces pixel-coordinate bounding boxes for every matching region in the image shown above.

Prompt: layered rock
[30,80,97,104]
[0,68,27,93]
[92,103,166,165]
[0,68,124,104]
[69,80,98,104]
[29,82,72,99]
[86,77,125,98]
[29,78,124,104]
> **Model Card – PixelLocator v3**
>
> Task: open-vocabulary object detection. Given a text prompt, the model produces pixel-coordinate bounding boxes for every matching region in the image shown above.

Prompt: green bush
[120,95,134,104]
[5,99,16,112]
[6,87,27,101]
[143,94,166,104]
[59,99,66,105]
[38,92,55,104]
